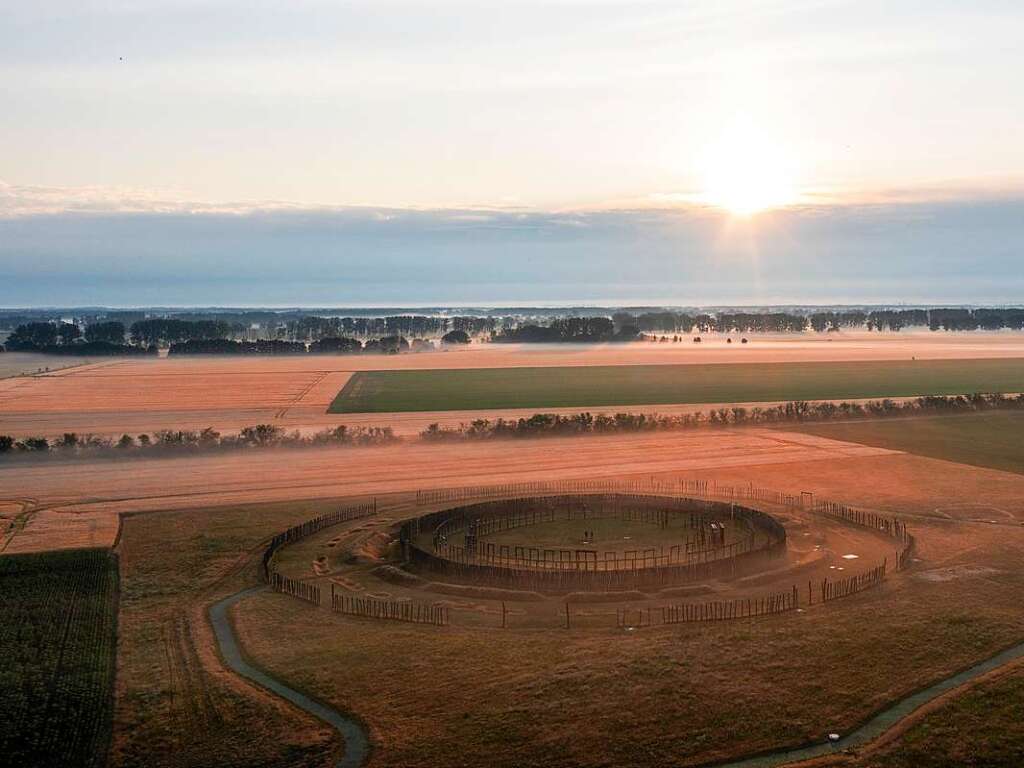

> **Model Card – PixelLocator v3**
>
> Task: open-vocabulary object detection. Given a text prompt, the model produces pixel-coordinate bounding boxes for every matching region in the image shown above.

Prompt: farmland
[5,332,1024,440]
[329,358,1024,413]
[100,449,1024,768]
[5,335,1024,767]
[0,351,100,379]
[795,411,1024,475]
[0,548,118,768]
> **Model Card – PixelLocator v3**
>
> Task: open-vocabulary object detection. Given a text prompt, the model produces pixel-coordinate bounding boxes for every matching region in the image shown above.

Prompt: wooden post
[502,601,507,629]
[565,602,571,630]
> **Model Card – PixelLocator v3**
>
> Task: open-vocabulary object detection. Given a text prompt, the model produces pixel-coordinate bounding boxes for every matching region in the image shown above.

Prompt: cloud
[1,195,1022,307]
[0,180,321,218]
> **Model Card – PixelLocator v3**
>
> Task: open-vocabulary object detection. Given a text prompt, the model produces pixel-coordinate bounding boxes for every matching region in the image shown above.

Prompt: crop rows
[0,547,119,768]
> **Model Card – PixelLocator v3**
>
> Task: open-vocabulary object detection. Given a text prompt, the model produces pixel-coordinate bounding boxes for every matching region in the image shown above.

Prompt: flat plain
[228,452,1024,767]
[5,331,1024,768]
[4,331,1024,438]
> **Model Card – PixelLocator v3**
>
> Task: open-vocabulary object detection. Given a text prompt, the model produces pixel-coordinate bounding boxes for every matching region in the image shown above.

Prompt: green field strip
[795,411,1024,475]
[328,357,1024,414]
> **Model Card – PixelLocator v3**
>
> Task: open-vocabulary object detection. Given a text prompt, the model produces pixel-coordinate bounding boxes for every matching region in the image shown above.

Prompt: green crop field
[795,411,1024,475]
[0,548,119,768]
[329,357,1024,413]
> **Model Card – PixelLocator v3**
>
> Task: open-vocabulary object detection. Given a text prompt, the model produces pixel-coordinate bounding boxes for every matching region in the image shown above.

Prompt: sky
[2,1,1023,306]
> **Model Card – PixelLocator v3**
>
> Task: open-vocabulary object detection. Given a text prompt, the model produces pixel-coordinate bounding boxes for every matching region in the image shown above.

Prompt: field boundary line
[276,370,330,419]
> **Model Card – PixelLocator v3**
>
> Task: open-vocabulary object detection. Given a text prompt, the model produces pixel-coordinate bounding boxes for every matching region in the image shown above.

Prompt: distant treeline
[0,424,398,461]
[167,335,461,355]
[287,314,497,339]
[614,308,1024,334]
[494,317,637,343]
[2,321,155,355]
[6,307,1024,355]
[420,393,1024,441]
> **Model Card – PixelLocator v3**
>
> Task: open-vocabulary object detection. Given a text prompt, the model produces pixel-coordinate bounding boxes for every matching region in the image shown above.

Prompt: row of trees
[7,307,1024,355]
[2,321,153,355]
[128,318,239,345]
[3,392,1019,459]
[167,332,469,355]
[615,308,1024,335]
[494,317,635,343]
[286,315,458,339]
[613,311,808,334]
[0,423,398,460]
[420,393,1024,441]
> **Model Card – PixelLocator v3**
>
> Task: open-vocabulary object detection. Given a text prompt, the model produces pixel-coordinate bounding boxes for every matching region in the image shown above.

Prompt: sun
[699,127,799,216]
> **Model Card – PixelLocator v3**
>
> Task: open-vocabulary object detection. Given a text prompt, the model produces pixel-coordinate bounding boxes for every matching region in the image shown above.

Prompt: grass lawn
[795,412,1024,475]
[328,358,1024,413]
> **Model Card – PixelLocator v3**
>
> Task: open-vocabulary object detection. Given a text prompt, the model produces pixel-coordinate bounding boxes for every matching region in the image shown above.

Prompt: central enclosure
[401,493,787,593]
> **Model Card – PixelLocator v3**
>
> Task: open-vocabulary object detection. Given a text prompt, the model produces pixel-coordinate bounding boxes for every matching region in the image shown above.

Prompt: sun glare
[700,127,799,216]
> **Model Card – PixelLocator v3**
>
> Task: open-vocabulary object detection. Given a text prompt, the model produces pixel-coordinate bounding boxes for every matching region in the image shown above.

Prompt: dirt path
[208,586,369,768]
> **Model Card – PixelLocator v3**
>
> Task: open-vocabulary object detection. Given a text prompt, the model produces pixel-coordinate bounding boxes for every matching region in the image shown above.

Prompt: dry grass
[234,548,1024,767]
[230,454,1024,765]
[112,499,356,768]
[99,444,1024,766]
[850,665,1024,767]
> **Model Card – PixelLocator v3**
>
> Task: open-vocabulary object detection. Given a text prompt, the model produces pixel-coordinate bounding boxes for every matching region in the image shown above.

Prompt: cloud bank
[1,198,1021,306]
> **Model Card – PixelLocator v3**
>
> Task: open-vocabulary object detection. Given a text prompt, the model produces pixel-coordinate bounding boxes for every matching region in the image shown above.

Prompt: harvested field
[0,351,104,379]
[329,358,1024,413]
[2,332,1024,438]
[0,429,898,553]
[794,411,1024,475]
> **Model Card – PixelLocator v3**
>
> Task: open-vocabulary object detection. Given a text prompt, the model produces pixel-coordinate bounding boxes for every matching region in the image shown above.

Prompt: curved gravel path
[208,586,370,768]
[211,585,1024,768]
[716,640,1024,767]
